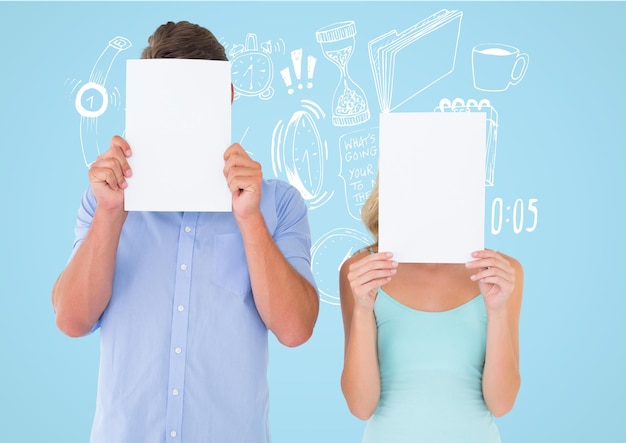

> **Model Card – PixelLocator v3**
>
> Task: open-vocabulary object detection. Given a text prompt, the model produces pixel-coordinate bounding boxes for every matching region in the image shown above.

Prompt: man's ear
[231,83,234,104]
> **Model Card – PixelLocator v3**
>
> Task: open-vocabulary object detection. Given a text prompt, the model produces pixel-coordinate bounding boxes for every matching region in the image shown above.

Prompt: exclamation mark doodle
[307,55,317,89]
[291,49,303,90]
[280,67,294,94]
[280,49,317,94]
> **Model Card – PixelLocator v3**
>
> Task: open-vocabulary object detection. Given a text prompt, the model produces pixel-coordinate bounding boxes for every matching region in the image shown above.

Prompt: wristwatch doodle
[75,36,132,167]
[231,33,274,100]
[311,228,372,305]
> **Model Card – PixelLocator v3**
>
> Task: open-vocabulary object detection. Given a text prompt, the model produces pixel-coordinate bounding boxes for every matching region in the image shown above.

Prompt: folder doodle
[368,9,463,113]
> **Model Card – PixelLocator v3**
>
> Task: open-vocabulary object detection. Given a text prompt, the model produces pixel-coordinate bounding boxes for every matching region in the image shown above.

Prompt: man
[52,21,319,443]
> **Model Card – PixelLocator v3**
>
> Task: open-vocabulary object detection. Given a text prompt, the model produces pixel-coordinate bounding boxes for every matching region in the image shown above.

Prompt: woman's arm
[467,250,524,416]
[339,251,397,420]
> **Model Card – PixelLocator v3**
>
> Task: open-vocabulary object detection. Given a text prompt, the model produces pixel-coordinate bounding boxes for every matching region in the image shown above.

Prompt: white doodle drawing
[472,43,529,92]
[280,48,318,94]
[230,33,274,100]
[338,127,379,220]
[70,36,132,167]
[272,100,333,209]
[311,228,373,305]
[225,35,285,58]
[237,126,255,156]
[435,98,499,186]
[368,9,463,113]
[315,21,370,127]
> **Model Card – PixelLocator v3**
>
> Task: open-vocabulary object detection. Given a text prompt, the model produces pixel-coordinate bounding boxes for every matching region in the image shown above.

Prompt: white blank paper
[378,112,486,263]
[124,58,232,212]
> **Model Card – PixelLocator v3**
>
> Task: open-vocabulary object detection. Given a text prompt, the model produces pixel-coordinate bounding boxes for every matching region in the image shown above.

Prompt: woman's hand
[466,249,517,313]
[346,251,398,311]
[470,250,523,416]
[339,250,393,419]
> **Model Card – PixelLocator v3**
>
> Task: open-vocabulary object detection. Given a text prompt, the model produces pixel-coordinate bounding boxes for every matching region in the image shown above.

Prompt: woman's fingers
[348,252,397,296]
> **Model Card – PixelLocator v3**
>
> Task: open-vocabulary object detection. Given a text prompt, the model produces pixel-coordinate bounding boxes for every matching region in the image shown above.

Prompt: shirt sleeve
[71,187,97,257]
[271,181,318,294]
[70,187,102,333]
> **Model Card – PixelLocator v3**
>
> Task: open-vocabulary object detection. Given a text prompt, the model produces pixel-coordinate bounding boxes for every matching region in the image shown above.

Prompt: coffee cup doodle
[472,43,529,92]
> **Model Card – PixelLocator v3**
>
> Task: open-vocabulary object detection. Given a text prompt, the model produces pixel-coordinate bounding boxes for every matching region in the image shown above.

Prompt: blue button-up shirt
[71,179,316,443]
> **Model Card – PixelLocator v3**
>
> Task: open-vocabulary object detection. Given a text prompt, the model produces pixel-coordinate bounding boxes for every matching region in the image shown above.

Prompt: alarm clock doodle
[230,33,275,100]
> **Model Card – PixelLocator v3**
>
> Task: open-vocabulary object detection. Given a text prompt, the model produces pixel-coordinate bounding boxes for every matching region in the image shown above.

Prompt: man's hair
[141,20,228,61]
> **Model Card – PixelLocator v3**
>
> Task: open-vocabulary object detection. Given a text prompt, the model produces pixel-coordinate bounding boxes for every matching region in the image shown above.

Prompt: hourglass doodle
[315,21,370,127]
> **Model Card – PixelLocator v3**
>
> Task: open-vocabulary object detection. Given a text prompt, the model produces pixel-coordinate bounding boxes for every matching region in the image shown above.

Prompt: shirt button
[177,305,184,312]
[170,430,177,438]
[184,226,191,233]
[175,347,182,354]
[172,389,179,396]
[180,264,187,271]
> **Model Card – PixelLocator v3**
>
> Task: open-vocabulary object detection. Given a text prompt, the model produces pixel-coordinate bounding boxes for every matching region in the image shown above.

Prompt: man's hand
[223,143,263,221]
[88,135,133,213]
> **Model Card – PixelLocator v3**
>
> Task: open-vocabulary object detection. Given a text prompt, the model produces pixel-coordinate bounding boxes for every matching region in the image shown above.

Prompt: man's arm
[223,143,319,347]
[52,208,126,337]
[52,136,132,337]
[238,212,319,347]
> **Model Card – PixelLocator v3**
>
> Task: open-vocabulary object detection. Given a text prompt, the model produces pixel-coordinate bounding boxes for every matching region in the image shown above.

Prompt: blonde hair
[360,174,379,244]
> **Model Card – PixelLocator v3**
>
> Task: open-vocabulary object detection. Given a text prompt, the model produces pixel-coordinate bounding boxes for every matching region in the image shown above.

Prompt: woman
[339,178,523,442]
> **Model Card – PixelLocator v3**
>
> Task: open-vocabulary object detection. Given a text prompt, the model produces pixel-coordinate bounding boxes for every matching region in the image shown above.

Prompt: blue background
[1,1,624,442]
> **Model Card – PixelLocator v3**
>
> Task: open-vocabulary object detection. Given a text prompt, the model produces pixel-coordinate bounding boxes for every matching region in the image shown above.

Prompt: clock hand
[339,247,354,270]
[301,150,312,187]
[242,64,254,90]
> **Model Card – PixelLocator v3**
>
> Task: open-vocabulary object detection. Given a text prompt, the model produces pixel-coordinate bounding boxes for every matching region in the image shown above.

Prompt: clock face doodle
[231,33,274,100]
[285,110,323,200]
[311,228,373,305]
[271,100,333,209]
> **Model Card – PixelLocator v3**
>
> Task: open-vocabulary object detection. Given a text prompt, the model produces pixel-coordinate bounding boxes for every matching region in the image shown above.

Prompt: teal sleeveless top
[362,288,501,443]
